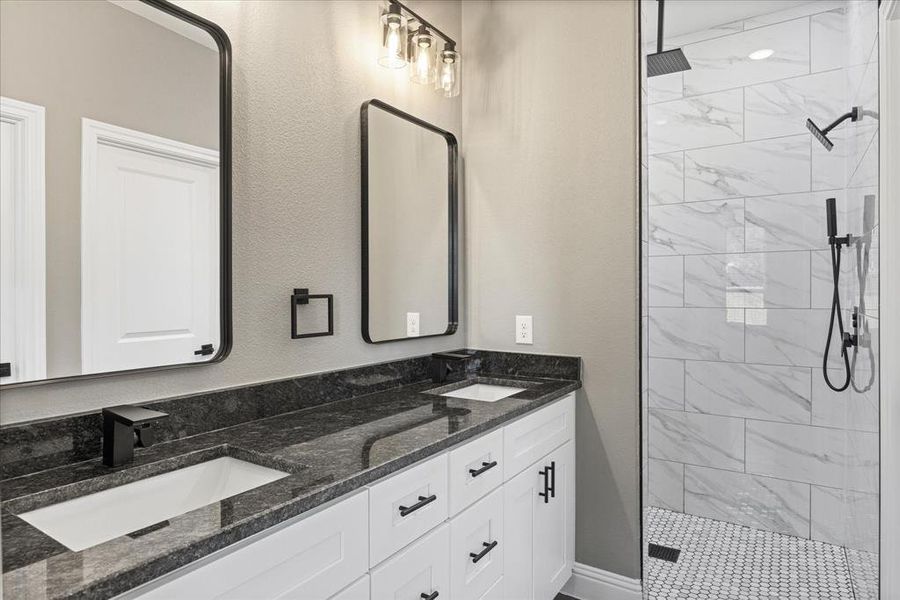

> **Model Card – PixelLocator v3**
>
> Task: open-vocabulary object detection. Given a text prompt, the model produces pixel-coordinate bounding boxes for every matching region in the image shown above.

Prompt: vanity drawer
[130,491,368,600]
[503,394,574,480]
[449,428,504,516]
[449,488,504,600]
[370,524,449,600]
[330,575,370,600]
[368,452,449,566]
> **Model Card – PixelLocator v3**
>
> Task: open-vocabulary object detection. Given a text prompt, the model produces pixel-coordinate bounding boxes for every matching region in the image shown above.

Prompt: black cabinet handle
[469,460,498,478]
[0,362,11,377]
[549,460,557,498]
[538,466,550,503]
[469,540,498,564]
[420,592,439,600]
[399,494,437,517]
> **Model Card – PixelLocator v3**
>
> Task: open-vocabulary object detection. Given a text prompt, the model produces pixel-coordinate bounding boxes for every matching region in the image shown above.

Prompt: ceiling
[644,0,814,39]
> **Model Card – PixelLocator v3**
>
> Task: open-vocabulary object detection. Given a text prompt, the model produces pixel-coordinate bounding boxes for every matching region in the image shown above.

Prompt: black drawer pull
[399,494,437,517]
[470,540,498,563]
[469,460,498,478]
[420,592,439,600]
[549,460,557,498]
[538,466,550,503]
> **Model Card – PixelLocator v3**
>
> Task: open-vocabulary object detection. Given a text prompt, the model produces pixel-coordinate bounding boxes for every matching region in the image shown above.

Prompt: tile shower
[644,0,879,586]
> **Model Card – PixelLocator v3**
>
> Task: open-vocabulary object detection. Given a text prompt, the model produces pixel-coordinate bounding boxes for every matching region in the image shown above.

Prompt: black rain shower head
[648,0,692,78]
[807,107,861,152]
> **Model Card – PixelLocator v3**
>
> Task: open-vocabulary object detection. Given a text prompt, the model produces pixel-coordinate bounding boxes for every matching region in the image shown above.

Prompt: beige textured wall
[0,0,219,378]
[0,0,465,423]
[462,0,641,578]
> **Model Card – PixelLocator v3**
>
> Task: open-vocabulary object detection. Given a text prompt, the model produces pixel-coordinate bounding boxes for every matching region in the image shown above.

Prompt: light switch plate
[515,315,533,344]
[406,312,420,337]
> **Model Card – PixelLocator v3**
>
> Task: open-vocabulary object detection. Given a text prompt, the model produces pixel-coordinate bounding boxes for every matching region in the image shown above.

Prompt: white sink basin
[441,383,526,402]
[18,457,288,551]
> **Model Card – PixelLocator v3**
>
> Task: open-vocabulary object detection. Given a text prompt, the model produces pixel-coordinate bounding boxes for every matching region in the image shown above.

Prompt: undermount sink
[440,383,526,402]
[18,457,288,552]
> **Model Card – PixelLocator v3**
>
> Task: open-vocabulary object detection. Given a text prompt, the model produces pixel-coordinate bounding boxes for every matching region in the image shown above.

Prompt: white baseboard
[561,562,643,600]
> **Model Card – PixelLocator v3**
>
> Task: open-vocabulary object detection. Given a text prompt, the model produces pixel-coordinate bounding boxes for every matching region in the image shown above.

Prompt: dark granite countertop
[1,374,579,599]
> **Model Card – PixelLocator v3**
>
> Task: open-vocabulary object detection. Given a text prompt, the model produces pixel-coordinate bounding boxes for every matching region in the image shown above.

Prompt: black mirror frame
[3,0,232,388]
[360,99,459,344]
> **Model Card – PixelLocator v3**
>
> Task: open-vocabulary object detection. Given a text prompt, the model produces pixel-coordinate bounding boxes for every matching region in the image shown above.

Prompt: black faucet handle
[102,405,169,427]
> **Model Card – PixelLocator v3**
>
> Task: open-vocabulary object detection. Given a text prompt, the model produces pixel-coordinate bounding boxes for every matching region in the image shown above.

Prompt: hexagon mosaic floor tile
[645,507,879,600]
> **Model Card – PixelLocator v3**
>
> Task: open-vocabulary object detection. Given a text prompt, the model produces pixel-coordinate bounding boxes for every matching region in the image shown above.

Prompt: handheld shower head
[807,107,861,151]
[826,197,838,239]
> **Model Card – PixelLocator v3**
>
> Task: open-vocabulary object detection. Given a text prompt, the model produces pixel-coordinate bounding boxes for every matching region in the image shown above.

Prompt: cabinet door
[502,462,540,600]
[330,575,370,600]
[533,441,575,600]
[370,524,449,600]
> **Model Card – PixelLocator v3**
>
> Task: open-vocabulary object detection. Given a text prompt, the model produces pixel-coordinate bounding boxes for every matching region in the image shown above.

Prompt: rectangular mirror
[0,0,231,386]
[361,99,458,344]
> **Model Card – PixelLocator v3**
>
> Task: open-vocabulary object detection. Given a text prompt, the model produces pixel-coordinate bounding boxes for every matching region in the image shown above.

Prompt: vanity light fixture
[377,0,461,98]
[749,48,775,60]
[378,2,407,68]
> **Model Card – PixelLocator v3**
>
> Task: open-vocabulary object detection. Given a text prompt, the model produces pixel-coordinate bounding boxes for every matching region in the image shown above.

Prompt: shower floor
[644,507,878,600]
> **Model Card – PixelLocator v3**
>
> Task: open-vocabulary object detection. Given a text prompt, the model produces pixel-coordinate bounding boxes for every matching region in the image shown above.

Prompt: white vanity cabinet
[124,393,575,600]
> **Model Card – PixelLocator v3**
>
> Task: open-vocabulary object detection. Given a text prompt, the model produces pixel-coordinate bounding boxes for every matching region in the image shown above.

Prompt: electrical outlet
[406,312,420,337]
[515,315,533,344]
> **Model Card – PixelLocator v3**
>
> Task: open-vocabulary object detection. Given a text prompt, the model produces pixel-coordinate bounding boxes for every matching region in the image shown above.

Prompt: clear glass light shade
[409,30,435,84]
[378,9,407,68]
[436,49,461,98]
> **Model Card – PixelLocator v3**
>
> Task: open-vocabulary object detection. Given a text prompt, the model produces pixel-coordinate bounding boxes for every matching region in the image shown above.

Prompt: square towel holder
[291,288,334,339]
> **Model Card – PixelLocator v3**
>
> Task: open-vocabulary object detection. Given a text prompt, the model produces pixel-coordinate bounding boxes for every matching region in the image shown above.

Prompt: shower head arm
[656,0,666,54]
[821,107,861,136]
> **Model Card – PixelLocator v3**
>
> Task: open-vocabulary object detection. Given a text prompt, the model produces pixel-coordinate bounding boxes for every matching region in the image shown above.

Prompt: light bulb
[409,27,435,84]
[378,6,407,69]
[436,47,460,98]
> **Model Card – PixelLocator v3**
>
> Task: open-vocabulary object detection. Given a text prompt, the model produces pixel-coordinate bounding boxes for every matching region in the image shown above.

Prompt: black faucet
[102,405,170,467]
[431,352,472,384]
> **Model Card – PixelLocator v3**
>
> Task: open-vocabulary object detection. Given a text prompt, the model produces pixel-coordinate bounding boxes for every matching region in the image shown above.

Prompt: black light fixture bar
[389,0,456,47]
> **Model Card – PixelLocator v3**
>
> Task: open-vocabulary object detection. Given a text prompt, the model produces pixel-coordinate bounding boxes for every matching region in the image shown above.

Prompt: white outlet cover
[515,315,533,344]
[406,312,420,337]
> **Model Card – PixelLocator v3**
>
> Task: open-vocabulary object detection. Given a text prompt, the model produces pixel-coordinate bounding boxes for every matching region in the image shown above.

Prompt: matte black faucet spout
[102,405,170,467]
[430,352,471,384]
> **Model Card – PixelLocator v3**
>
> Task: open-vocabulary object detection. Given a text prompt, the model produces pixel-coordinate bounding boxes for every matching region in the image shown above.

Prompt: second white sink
[18,456,288,552]
[440,383,526,402]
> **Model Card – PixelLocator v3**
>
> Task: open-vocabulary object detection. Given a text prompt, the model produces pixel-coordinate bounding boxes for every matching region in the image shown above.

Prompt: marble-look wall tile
[649,152,684,205]
[812,129,851,191]
[649,256,684,307]
[650,200,745,256]
[744,2,845,30]
[811,486,879,552]
[684,465,811,538]
[745,70,845,140]
[650,408,745,471]
[810,10,847,73]
[810,249,856,310]
[685,361,811,423]
[745,191,842,252]
[848,131,878,189]
[812,368,879,433]
[649,358,684,410]
[649,71,683,104]
[684,251,811,309]
[650,308,745,362]
[648,90,743,154]
[745,308,829,367]
[846,0,878,67]
[684,136,810,202]
[663,21,744,49]
[682,19,810,96]
[649,459,684,511]
[746,420,879,493]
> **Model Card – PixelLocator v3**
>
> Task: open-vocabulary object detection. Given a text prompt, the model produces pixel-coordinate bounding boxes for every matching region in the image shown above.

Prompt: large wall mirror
[361,99,458,344]
[0,0,231,386]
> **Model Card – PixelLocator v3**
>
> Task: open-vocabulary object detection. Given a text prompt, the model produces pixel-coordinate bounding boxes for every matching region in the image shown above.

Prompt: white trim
[80,118,219,373]
[561,562,643,600]
[0,96,47,383]
[880,2,899,599]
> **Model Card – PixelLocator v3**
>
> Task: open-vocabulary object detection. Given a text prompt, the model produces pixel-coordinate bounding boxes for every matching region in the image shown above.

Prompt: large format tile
[648,90,743,154]
[745,70,845,141]
[649,256,684,307]
[847,0,879,67]
[684,252,810,309]
[649,458,684,512]
[684,136,810,202]
[648,71,683,104]
[812,368,879,433]
[649,152,684,205]
[649,200,744,256]
[743,2,845,30]
[746,420,879,493]
[664,20,744,49]
[685,361,811,423]
[811,486,879,552]
[650,357,684,410]
[682,19,810,96]
[650,409,745,471]
[684,465,810,538]
[745,191,843,252]
[810,248,857,310]
[810,10,847,73]
[650,308,745,362]
[745,308,829,367]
